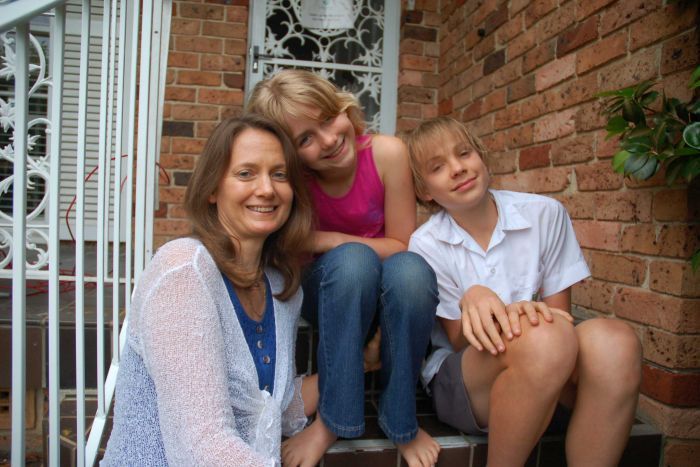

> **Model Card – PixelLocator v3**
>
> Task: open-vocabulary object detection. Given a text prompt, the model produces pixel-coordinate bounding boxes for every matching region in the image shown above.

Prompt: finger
[481,307,506,353]
[550,307,575,322]
[462,305,483,351]
[471,306,498,355]
[521,301,540,325]
[491,301,513,340]
[535,302,554,323]
[506,305,522,336]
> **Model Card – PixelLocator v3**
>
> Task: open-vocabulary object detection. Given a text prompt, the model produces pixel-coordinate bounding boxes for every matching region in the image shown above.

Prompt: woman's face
[209,128,294,243]
[284,105,356,174]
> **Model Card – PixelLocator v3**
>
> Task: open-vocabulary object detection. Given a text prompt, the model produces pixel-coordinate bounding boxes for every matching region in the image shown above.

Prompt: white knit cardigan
[101,238,307,466]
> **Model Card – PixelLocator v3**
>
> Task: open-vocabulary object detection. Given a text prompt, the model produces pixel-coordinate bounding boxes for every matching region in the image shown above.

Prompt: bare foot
[364,327,382,372]
[281,416,337,467]
[396,428,441,467]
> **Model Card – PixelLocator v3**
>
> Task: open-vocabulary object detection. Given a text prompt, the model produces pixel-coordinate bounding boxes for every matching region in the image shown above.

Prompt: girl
[102,115,316,466]
[247,70,440,467]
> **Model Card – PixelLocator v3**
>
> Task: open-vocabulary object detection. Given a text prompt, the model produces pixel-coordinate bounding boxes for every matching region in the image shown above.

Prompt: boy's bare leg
[462,315,578,467]
[281,416,337,467]
[563,319,641,467]
[396,428,441,467]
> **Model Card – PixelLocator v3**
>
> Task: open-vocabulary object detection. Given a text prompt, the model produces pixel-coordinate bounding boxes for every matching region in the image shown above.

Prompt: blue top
[222,273,277,394]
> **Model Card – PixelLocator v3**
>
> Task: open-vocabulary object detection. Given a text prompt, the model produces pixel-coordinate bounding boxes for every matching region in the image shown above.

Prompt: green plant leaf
[680,156,700,180]
[640,91,659,107]
[683,122,700,149]
[612,150,631,173]
[622,135,653,153]
[622,99,645,124]
[624,152,658,179]
[605,115,629,135]
[596,85,636,98]
[665,157,685,184]
[692,249,700,272]
[690,66,700,89]
[689,100,700,115]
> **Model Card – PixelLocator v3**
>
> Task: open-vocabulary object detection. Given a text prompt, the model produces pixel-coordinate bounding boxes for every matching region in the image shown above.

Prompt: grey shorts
[430,349,487,435]
[430,350,571,436]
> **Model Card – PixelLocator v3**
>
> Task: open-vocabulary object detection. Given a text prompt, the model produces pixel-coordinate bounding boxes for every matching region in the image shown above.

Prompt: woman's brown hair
[184,114,314,300]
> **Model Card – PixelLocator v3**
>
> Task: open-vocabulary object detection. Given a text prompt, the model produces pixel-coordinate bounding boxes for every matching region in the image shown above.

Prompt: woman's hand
[460,285,512,355]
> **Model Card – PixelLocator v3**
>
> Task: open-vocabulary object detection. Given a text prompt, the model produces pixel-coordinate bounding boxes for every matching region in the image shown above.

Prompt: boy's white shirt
[408,189,591,386]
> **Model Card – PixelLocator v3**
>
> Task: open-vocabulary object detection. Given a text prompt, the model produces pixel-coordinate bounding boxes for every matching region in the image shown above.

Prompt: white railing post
[11,22,29,467]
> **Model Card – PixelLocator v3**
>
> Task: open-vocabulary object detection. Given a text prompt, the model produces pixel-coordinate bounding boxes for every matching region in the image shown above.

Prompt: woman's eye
[271,170,288,181]
[236,170,253,179]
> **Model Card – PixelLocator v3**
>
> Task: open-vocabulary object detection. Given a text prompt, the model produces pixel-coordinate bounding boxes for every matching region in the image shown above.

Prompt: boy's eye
[429,163,443,173]
[271,170,288,181]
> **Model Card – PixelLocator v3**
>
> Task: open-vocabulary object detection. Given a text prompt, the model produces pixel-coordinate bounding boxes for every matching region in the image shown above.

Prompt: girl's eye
[271,170,288,181]
[298,135,311,147]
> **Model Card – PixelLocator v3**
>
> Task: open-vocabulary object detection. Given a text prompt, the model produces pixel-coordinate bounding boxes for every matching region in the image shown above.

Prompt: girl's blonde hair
[184,114,314,300]
[246,69,366,139]
[404,116,489,213]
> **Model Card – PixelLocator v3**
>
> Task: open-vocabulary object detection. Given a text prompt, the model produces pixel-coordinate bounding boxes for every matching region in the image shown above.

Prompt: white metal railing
[0,0,171,465]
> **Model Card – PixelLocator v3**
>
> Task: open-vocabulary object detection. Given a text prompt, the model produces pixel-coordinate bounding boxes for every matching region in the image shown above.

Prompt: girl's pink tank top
[307,135,385,238]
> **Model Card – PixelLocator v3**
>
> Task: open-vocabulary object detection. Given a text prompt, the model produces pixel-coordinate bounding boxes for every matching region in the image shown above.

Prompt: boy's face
[418,131,490,214]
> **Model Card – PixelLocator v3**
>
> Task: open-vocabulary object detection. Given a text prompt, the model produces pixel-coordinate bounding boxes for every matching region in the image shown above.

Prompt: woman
[102,114,316,466]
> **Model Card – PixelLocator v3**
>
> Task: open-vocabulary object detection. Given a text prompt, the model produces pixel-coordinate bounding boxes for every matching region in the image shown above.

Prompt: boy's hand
[505,301,574,329]
[460,285,515,355]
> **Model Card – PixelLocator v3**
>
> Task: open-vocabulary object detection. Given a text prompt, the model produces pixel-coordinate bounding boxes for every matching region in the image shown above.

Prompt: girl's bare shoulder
[369,134,409,167]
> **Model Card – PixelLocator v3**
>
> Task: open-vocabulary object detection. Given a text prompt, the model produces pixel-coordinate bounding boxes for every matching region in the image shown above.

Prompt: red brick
[165,87,197,102]
[399,70,423,87]
[168,203,189,219]
[492,166,570,193]
[171,18,201,35]
[177,70,221,86]
[179,3,224,20]
[650,260,700,297]
[487,150,517,175]
[224,39,246,55]
[494,104,521,130]
[525,0,558,27]
[474,33,496,61]
[575,161,624,191]
[614,287,700,333]
[175,36,223,54]
[220,106,244,119]
[473,76,493,99]
[202,21,247,39]
[399,86,435,104]
[595,191,652,222]
[158,187,187,204]
[644,328,700,369]
[492,58,522,88]
[154,219,192,236]
[198,89,244,105]
[573,220,622,251]
[482,88,506,113]
[657,225,700,259]
[171,104,219,121]
[555,192,596,219]
[225,5,248,22]
[510,0,530,15]
[550,133,595,166]
[159,154,196,170]
[598,47,658,91]
[574,100,607,132]
[536,54,576,91]
[595,129,620,159]
[638,395,700,439]
[472,0,500,26]
[520,92,558,122]
[536,1,576,41]
[576,30,627,75]
[223,73,244,89]
[588,251,646,285]
[438,98,453,115]
[654,189,693,222]
[641,364,700,406]
[195,121,219,139]
[453,87,475,112]
[523,38,556,73]
[519,144,551,170]
[482,132,507,152]
[573,277,617,313]
[507,74,536,103]
[505,123,534,148]
[507,27,537,60]
[629,3,698,51]
[168,51,199,69]
[202,54,244,72]
[661,29,699,76]
[557,15,598,57]
[401,54,438,72]
[496,13,523,45]
[557,72,598,109]
[171,137,207,154]
[663,440,700,467]
[575,0,616,21]
[533,108,576,142]
[400,38,424,55]
[600,0,661,36]
[468,114,494,137]
[621,223,659,255]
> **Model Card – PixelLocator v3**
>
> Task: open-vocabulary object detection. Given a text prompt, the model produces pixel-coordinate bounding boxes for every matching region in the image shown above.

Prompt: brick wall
[417,0,699,464]
[160,0,699,463]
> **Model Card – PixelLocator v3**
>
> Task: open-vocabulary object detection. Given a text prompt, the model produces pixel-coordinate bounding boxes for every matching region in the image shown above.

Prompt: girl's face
[284,105,357,174]
[419,131,490,214]
[209,128,294,243]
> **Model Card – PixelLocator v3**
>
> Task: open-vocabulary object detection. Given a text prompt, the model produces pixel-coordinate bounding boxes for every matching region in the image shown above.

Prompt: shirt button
[490,267,496,274]
[257,340,264,349]
[263,385,269,392]
[256,325,263,334]
[262,355,271,364]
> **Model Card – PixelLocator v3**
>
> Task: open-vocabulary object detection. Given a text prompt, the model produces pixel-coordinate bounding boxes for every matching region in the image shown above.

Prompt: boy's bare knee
[507,315,577,386]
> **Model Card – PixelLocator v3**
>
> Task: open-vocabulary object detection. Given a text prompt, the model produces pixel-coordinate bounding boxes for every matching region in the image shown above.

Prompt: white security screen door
[246,0,400,134]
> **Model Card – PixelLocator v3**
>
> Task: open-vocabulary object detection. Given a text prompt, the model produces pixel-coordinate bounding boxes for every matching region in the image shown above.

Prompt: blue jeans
[301,243,437,443]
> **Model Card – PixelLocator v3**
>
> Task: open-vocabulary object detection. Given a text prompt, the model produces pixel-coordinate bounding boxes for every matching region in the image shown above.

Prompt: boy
[405,117,641,467]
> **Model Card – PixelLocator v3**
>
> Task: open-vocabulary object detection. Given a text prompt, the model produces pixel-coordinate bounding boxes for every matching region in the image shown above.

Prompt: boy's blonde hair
[404,116,489,213]
[246,69,366,139]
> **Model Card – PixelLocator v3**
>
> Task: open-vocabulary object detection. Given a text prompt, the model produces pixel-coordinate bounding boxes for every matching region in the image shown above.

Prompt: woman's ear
[208,192,217,204]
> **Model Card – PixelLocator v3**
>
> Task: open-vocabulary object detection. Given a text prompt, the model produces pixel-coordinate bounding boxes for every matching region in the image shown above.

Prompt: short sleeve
[409,234,461,320]
[540,202,590,297]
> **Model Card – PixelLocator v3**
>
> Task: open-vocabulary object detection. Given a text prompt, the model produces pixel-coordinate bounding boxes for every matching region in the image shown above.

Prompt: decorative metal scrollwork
[263,0,385,132]
[0,30,52,270]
